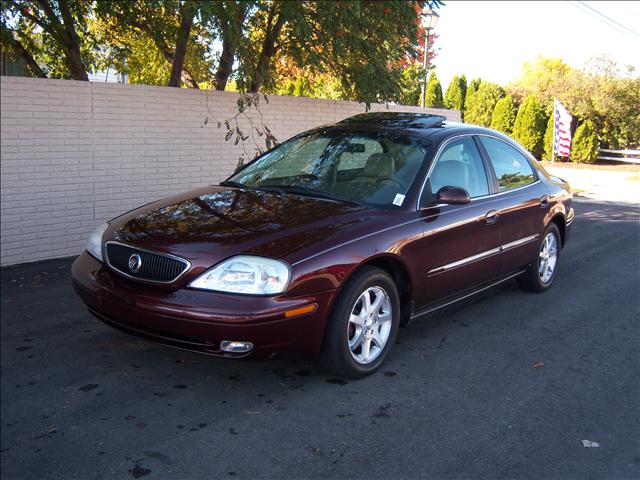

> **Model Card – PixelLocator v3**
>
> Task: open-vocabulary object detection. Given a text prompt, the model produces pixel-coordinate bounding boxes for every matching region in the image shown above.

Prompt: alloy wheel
[347,286,392,365]
[539,232,558,284]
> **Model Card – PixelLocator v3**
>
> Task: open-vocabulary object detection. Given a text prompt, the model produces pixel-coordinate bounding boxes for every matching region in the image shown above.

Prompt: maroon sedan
[72,113,573,378]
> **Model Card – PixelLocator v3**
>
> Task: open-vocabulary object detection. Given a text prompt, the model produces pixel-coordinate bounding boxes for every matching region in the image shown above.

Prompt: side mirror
[436,186,470,205]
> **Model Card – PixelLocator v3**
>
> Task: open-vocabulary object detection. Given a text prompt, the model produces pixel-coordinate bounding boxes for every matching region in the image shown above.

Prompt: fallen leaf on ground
[582,439,600,448]
[532,362,544,368]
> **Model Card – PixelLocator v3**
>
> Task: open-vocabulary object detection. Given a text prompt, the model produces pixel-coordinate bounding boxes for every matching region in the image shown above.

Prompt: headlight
[86,222,109,262]
[188,256,291,295]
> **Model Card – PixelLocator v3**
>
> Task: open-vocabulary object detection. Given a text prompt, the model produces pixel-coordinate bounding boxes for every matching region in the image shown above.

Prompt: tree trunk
[54,0,89,80]
[35,0,88,80]
[248,6,285,93]
[62,43,89,81]
[143,25,199,89]
[214,36,236,91]
[168,1,196,88]
[214,6,247,91]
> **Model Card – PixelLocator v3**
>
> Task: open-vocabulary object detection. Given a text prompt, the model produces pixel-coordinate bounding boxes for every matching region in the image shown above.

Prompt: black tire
[517,223,561,293]
[321,266,400,379]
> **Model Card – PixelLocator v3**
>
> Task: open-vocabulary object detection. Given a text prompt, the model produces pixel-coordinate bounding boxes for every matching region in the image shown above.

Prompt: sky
[433,1,640,90]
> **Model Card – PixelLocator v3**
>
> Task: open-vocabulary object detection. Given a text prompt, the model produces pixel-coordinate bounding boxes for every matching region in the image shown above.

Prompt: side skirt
[408,269,527,323]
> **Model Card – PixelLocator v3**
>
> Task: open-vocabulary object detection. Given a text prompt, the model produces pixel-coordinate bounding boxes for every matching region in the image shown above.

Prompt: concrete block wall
[0,76,460,266]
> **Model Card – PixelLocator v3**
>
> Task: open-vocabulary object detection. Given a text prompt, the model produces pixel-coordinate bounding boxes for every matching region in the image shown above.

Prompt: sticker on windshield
[392,194,405,206]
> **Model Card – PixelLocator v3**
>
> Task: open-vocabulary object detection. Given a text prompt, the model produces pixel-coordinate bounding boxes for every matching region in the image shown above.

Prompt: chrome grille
[104,242,190,283]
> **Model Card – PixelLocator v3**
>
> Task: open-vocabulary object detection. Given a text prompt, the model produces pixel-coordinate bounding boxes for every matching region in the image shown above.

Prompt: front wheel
[517,223,561,293]
[322,266,400,379]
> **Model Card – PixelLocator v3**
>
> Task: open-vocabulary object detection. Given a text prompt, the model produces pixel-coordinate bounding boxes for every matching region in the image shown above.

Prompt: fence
[0,76,459,266]
[598,149,640,164]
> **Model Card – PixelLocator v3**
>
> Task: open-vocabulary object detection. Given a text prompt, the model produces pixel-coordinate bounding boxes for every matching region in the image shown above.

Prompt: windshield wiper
[219,180,251,189]
[257,185,359,206]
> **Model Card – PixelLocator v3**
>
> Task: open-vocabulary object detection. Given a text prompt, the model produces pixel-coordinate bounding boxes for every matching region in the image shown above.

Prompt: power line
[576,1,639,36]
[567,1,638,40]
[612,1,639,20]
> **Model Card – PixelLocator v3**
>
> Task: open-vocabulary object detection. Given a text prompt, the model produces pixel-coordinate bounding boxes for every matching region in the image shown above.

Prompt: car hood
[107,186,370,269]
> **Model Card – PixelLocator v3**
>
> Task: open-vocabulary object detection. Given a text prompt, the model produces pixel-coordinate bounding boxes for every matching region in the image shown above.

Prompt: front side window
[429,137,489,198]
[479,137,536,191]
[229,131,429,208]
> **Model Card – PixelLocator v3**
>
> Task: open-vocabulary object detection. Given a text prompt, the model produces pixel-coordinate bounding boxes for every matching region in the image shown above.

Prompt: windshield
[228,130,430,208]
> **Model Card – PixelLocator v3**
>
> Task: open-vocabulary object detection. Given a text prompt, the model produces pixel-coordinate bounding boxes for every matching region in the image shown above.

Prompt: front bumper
[71,252,336,359]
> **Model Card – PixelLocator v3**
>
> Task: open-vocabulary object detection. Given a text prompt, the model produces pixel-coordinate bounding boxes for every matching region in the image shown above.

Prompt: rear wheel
[517,223,561,293]
[322,266,400,379]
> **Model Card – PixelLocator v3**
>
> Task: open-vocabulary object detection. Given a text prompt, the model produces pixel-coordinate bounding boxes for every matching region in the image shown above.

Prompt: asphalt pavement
[1,199,639,480]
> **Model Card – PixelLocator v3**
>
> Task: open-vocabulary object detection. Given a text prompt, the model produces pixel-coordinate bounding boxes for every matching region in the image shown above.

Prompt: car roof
[331,111,499,141]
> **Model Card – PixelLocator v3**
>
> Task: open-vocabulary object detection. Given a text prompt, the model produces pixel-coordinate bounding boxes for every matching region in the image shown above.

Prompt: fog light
[220,340,254,353]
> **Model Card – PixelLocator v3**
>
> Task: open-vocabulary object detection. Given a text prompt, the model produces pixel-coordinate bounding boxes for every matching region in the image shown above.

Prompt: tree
[424,71,443,108]
[444,74,467,116]
[265,56,342,99]
[464,81,504,127]
[1,0,98,80]
[2,0,446,105]
[543,114,554,161]
[0,25,47,77]
[236,1,438,105]
[94,0,212,88]
[560,57,639,149]
[571,120,599,164]
[508,55,640,149]
[462,77,481,122]
[490,95,516,134]
[208,1,250,91]
[508,56,571,113]
[397,63,425,106]
[468,77,481,93]
[512,95,547,158]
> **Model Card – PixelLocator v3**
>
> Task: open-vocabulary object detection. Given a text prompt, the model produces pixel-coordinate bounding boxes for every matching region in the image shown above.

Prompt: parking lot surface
[1,199,639,480]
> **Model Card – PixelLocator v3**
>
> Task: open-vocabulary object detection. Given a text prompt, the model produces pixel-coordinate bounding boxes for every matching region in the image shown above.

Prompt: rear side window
[479,137,536,191]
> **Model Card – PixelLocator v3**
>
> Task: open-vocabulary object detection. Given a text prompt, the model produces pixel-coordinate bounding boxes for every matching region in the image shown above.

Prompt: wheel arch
[345,254,414,325]
[548,213,567,247]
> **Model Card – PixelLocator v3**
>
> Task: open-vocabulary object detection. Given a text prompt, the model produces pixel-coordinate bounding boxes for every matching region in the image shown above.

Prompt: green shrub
[468,78,481,93]
[571,120,599,164]
[424,72,444,108]
[512,95,547,158]
[543,114,554,160]
[464,81,504,127]
[444,74,467,116]
[490,95,516,134]
[398,63,424,106]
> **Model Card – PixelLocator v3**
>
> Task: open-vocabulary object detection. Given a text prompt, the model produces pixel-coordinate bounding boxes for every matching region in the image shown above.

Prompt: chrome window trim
[104,240,192,284]
[416,132,541,210]
[427,233,539,276]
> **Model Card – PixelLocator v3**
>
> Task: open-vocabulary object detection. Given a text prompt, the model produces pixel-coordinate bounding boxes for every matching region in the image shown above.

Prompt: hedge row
[427,75,601,163]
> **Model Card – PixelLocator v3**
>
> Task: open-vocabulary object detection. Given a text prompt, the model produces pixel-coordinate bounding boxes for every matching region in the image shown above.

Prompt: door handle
[540,195,550,208]
[483,210,499,225]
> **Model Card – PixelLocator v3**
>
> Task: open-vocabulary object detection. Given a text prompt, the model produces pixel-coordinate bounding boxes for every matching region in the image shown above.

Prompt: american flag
[554,99,573,158]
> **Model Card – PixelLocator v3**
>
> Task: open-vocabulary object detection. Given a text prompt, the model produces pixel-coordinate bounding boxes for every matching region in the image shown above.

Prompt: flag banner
[554,99,573,158]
